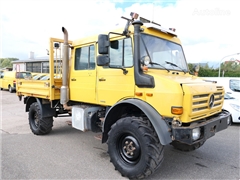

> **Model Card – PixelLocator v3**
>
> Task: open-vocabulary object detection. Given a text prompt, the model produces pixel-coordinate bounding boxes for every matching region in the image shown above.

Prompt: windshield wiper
[233,88,240,92]
[149,62,170,72]
[165,61,187,74]
[225,97,235,99]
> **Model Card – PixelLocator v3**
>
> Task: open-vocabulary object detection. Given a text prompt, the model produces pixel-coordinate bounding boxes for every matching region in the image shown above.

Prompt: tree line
[0,58,18,69]
[188,62,240,77]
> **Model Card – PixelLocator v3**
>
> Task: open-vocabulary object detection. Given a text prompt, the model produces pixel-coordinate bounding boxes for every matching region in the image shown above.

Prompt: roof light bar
[144,23,177,36]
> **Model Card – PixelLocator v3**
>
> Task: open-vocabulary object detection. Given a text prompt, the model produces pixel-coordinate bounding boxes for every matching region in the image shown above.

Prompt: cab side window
[0,71,4,78]
[109,38,133,67]
[75,45,95,70]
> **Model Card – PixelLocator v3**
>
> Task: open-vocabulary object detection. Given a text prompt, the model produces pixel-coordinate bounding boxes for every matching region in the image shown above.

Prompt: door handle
[71,78,76,81]
[99,78,106,81]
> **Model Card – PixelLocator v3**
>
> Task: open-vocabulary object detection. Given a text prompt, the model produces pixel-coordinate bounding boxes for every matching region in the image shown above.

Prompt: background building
[12,52,62,73]
[12,58,49,73]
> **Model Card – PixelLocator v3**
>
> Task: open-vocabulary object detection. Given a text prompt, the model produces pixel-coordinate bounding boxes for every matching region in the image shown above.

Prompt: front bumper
[172,110,230,145]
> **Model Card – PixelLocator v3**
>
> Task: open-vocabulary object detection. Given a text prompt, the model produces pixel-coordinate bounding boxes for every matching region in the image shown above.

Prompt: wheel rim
[118,134,141,165]
[32,111,40,128]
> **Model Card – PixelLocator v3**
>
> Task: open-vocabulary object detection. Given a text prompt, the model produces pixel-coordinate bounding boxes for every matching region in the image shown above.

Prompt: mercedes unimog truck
[16,13,230,179]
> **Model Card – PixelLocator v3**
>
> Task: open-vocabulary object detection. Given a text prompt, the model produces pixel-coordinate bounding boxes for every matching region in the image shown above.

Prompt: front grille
[190,86,224,121]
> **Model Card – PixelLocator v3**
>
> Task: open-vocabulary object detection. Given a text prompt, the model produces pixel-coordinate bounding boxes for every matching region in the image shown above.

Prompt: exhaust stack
[61,27,70,109]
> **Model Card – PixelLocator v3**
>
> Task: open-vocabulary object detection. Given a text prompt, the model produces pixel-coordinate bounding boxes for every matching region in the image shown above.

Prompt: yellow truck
[16,13,230,179]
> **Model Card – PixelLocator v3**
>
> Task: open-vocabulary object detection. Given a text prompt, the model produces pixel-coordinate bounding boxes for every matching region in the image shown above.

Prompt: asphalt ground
[1,90,239,179]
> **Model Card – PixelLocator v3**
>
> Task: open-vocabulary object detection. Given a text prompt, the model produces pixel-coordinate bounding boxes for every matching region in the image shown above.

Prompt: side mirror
[98,34,109,54]
[97,55,110,66]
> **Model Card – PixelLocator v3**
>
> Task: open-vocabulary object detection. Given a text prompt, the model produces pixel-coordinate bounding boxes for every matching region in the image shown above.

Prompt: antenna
[152,3,154,22]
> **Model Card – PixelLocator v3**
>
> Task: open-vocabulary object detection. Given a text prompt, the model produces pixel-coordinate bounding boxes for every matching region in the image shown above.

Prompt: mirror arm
[122,68,128,75]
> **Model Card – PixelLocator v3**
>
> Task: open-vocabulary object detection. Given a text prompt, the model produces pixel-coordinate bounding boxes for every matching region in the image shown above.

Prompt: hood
[147,71,224,122]
[162,74,209,85]
[147,70,212,85]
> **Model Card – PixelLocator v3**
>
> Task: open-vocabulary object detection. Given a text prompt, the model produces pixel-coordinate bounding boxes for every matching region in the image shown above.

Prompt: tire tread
[108,117,164,179]
[29,102,53,135]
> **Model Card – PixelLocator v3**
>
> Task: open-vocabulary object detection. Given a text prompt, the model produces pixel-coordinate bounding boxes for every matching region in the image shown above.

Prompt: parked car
[39,74,61,80]
[202,77,240,100]
[39,74,50,80]
[32,73,47,80]
[223,93,240,125]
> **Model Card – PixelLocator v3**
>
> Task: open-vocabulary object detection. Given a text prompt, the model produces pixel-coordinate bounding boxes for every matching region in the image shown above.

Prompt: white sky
[1,0,240,68]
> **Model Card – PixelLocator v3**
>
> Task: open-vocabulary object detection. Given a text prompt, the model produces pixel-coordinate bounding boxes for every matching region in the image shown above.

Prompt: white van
[202,77,240,99]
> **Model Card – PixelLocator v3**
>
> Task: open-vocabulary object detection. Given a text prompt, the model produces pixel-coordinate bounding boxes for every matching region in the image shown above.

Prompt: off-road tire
[107,117,164,179]
[29,102,53,135]
[171,140,205,152]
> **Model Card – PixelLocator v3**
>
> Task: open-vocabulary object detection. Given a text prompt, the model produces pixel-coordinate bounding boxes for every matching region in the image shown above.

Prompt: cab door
[97,37,135,106]
[69,44,97,103]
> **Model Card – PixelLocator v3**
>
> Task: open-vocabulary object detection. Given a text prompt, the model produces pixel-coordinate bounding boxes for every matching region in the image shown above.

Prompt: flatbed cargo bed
[16,37,72,101]
[17,78,62,100]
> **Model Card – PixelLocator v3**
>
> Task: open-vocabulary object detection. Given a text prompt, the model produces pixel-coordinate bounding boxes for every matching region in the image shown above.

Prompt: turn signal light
[171,106,183,115]
[135,92,143,96]
[146,93,153,97]
[142,65,148,71]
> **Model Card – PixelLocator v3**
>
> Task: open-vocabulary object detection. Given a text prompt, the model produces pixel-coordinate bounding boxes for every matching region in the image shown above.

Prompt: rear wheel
[171,140,205,151]
[8,85,14,93]
[107,117,164,179]
[29,102,53,135]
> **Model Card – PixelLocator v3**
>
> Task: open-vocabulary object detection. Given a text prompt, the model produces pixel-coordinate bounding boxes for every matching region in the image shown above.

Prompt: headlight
[192,128,201,141]
[230,104,240,112]
[141,56,150,66]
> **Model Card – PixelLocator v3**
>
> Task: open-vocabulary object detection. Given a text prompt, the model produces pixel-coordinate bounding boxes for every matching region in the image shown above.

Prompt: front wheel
[107,117,164,179]
[29,102,53,135]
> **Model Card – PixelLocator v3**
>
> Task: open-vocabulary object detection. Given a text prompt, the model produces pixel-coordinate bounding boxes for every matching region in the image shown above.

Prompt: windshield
[140,34,188,72]
[230,79,240,92]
